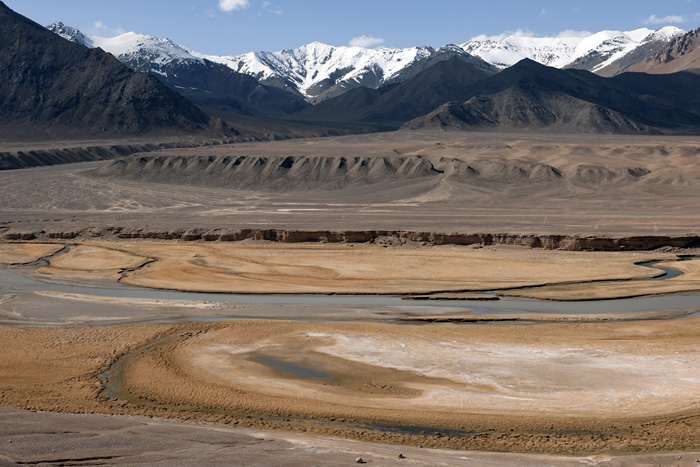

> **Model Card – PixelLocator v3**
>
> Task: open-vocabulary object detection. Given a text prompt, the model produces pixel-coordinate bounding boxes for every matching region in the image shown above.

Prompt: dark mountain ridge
[0,1,226,140]
[296,56,496,127]
[296,55,700,133]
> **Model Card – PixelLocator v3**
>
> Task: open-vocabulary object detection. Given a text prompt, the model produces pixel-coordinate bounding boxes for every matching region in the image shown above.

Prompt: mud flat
[5,409,699,467]
[3,319,700,456]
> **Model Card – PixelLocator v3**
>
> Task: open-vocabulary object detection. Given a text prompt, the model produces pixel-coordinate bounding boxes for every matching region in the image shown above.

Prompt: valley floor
[3,131,700,464]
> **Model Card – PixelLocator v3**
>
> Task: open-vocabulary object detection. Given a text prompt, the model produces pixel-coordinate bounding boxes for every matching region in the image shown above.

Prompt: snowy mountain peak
[644,26,685,42]
[193,42,435,101]
[47,21,88,46]
[45,21,689,104]
[46,23,202,67]
[89,32,201,66]
[460,27,685,71]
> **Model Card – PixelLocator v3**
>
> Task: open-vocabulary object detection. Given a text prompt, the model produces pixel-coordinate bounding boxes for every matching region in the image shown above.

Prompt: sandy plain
[3,131,700,239]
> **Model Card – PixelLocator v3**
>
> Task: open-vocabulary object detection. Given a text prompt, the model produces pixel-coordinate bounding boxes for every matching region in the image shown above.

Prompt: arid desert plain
[3,131,700,466]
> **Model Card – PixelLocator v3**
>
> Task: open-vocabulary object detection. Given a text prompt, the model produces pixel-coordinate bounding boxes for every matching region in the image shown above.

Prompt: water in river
[1,262,699,318]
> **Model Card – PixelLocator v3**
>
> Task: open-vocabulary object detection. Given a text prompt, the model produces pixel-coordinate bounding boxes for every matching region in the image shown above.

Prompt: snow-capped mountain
[191,42,435,102]
[565,27,686,74]
[46,22,308,118]
[46,21,688,107]
[46,21,89,46]
[48,22,203,73]
[461,27,685,71]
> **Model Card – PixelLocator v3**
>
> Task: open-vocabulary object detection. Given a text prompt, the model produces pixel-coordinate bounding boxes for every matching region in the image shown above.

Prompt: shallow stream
[1,259,699,321]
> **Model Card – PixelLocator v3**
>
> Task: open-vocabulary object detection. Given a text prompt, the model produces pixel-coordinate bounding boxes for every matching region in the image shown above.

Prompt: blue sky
[5,0,700,55]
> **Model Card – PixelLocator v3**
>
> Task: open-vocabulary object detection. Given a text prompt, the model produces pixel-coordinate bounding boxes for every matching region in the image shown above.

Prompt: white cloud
[539,9,548,16]
[643,14,688,24]
[554,29,593,38]
[219,0,250,12]
[261,2,283,15]
[349,35,385,48]
[470,28,593,42]
[470,29,535,41]
[93,21,125,35]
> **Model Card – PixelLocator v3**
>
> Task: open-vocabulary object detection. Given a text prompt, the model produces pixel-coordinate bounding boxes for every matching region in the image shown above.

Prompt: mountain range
[46,22,310,118]
[47,22,686,104]
[3,0,700,144]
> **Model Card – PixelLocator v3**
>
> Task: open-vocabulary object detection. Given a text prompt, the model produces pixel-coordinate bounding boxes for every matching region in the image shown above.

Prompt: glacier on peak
[46,22,202,67]
[191,42,435,101]
[460,27,685,70]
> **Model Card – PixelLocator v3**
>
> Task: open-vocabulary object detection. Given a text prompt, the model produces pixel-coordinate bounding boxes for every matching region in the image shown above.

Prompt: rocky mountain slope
[626,27,700,74]
[296,57,495,126]
[593,28,687,76]
[0,2,222,141]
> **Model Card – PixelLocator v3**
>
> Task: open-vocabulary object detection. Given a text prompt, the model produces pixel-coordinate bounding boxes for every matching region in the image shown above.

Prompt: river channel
[1,259,699,324]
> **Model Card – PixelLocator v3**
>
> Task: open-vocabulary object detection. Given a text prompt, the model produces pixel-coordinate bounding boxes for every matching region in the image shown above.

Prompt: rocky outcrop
[0,140,240,170]
[88,154,445,191]
[2,226,699,251]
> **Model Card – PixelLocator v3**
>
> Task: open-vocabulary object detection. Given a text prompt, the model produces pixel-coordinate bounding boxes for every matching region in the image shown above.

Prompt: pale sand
[0,243,63,265]
[12,241,676,294]
[112,319,700,453]
[156,320,700,419]
[501,258,700,300]
[35,244,150,281]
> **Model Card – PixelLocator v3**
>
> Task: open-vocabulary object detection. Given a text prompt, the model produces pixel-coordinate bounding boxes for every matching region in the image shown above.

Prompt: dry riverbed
[2,241,700,460]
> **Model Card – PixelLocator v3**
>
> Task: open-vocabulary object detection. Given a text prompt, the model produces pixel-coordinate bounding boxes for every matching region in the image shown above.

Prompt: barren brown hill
[3,131,700,243]
[627,27,700,74]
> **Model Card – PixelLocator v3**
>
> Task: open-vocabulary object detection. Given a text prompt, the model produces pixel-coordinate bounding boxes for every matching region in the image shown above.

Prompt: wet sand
[5,408,700,467]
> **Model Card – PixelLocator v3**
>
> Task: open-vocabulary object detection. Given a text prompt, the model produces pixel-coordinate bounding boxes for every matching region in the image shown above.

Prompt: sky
[5,0,700,55]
